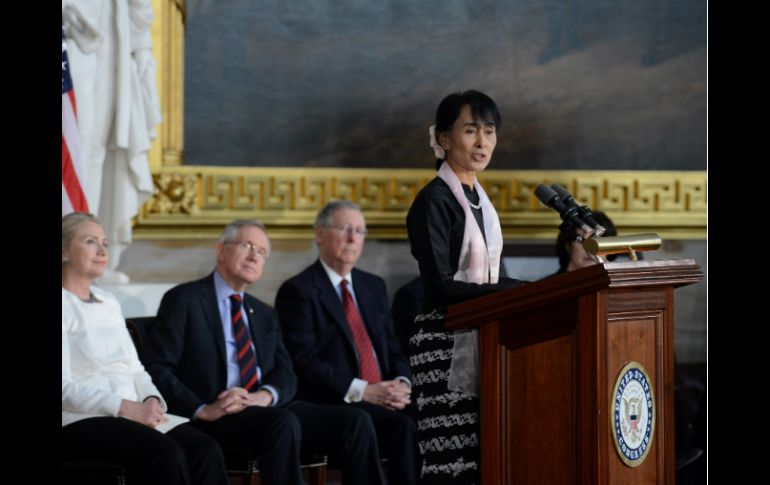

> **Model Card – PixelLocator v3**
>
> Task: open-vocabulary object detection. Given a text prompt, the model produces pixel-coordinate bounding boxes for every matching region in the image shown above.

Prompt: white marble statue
[62,0,161,283]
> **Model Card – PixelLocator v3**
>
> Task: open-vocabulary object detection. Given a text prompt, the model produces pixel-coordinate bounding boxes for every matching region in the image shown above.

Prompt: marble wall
[114,238,706,363]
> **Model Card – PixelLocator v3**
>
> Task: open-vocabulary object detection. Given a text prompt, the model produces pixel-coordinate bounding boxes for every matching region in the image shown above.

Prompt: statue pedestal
[97,283,175,318]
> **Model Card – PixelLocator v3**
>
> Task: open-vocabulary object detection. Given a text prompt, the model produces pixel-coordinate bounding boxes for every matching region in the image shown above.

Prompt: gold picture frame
[140,0,706,241]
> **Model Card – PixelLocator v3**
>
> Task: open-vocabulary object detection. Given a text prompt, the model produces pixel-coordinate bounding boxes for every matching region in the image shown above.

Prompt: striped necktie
[229,294,259,391]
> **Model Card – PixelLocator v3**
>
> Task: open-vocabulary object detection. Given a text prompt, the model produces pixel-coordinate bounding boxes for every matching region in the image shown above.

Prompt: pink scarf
[437,161,503,396]
[437,161,502,285]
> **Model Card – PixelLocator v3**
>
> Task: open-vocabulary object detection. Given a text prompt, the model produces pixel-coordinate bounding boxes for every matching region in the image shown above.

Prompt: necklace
[80,292,100,304]
[465,195,481,210]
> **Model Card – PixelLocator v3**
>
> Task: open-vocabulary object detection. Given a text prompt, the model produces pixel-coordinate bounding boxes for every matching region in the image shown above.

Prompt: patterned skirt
[409,310,479,485]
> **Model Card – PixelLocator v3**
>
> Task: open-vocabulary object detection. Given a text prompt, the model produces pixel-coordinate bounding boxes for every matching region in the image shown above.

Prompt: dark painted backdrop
[184,0,706,170]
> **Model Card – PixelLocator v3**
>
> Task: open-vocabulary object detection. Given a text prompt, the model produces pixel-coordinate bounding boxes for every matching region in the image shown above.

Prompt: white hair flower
[429,125,445,159]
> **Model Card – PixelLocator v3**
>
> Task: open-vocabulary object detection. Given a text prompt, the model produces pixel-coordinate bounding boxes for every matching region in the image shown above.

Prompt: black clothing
[391,276,423,357]
[61,417,227,485]
[407,177,524,313]
[275,261,417,485]
[406,176,526,484]
[144,273,384,485]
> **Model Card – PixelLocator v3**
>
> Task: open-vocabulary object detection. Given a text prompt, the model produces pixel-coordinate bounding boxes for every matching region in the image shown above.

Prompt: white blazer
[62,286,166,427]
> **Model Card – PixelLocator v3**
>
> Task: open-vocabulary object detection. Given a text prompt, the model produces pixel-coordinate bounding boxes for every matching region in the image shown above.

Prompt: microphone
[550,184,607,237]
[534,184,594,238]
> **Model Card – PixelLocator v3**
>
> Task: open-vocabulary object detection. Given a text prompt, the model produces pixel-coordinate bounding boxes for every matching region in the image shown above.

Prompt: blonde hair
[62,212,100,249]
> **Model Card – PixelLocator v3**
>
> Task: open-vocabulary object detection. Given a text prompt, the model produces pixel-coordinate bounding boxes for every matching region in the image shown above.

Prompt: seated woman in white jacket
[61,212,228,485]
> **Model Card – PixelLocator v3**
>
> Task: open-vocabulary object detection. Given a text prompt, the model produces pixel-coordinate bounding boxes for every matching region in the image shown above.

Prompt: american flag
[62,26,89,214]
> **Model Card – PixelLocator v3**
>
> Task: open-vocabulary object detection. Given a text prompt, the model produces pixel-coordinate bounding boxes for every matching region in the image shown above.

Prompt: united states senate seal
[611,361,655,467]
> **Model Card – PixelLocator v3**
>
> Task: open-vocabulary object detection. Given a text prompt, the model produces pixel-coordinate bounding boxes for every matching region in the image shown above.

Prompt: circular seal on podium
[611,361,656,467]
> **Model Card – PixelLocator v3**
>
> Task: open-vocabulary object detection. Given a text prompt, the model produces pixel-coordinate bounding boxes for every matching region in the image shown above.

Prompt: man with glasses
[276,201,419,485]
[144,219,385,485]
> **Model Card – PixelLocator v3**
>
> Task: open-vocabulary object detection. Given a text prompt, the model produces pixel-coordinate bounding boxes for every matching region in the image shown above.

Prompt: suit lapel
[312,261,358,354]
[200,275,228,370]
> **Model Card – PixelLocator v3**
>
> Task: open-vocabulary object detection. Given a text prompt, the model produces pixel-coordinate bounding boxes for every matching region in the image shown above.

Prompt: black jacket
[144,273,297,418]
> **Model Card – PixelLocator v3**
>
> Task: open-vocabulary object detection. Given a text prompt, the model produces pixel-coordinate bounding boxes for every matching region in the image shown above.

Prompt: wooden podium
[444,259,703,485]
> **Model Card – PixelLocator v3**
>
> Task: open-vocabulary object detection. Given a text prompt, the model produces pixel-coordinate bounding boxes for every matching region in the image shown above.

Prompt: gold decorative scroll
[134,167,706,240]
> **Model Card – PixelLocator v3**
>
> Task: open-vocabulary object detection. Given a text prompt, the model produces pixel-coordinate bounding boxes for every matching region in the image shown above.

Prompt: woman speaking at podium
[406,91,526,484]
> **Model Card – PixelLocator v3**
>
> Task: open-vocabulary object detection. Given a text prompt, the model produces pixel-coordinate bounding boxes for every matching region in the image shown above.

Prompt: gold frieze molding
[144,1,705,240]
[133,167,706,240]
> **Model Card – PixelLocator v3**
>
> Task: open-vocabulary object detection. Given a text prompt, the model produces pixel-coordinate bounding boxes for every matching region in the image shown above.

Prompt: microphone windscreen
[550,184,572,201]
[535,184,558,206]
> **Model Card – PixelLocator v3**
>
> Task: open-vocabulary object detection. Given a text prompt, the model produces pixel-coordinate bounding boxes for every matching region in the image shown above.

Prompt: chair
[126,317,327,485]
[325,455,389,484]
[225,447,327,485]
[61,461,126,485]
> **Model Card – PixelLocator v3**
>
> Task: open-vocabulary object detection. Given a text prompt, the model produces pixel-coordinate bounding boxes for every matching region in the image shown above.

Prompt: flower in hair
[429,125,445,160]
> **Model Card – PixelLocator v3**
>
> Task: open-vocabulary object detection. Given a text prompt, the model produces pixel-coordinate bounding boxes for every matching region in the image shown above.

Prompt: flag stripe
[62,26,89,214]
[62,136,88,211]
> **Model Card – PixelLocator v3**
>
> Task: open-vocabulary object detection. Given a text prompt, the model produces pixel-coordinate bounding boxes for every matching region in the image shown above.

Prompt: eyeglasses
[327,224,368,239]
[225,241,269,260]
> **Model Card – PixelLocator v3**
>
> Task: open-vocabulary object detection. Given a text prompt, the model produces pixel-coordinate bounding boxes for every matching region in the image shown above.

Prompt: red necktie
[230,294,260,391]
[340,280,381,383]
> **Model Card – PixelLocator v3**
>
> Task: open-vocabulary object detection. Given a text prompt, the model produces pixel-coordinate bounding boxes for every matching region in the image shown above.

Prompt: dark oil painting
[184,0,706,170]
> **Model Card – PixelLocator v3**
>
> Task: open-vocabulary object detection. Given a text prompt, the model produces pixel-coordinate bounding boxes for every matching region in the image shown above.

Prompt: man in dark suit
[144,219,385,485]
[275,201,419,485]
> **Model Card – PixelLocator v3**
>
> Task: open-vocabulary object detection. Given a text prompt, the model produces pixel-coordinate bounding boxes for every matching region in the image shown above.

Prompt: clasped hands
[363,379,411,410]
[119,396,166,428]
[197,387,273,422]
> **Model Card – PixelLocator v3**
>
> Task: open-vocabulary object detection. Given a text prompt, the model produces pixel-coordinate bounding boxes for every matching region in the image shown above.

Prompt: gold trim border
[134,167,706,240]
